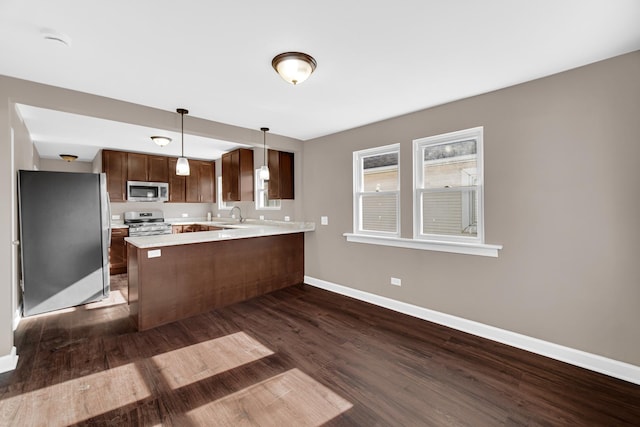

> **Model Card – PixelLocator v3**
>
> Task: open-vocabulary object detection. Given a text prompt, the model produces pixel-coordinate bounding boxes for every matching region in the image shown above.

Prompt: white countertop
[125,220,315,249]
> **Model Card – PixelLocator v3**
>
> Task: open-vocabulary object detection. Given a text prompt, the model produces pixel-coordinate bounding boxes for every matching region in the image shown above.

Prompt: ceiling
[2,1,639,161]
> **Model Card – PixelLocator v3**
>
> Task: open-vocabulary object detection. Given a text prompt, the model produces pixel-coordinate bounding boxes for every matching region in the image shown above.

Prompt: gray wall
[303,51,640,365]
[39,158,93,173]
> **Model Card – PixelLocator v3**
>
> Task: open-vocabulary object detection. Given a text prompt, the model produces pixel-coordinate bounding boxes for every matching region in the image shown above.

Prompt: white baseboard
[304,275,640,386]
[0,346,18,374]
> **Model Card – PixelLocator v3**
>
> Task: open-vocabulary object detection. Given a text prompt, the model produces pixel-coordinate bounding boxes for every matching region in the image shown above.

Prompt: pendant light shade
[176,156,190,175]
[176,108,190,176]
[272,52,317,85]
[151,136,172,147]
[260,127,270,181]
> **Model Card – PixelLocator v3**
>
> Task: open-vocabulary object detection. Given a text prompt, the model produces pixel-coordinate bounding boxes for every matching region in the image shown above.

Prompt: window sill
[343,233,502,257]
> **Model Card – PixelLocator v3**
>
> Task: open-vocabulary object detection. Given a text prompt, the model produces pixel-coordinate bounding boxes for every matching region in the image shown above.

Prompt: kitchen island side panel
[128,233,304,331]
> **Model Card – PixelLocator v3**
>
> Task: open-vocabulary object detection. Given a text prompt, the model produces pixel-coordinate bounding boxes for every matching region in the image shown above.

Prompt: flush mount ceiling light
[272,52,317,85]
[59,154,78,162]
[176,108,190,176]
[259,127,270,181]
[150,136,172,147]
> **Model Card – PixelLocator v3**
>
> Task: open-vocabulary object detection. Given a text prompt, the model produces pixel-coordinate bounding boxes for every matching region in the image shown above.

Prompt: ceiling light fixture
[272,52,317,85]
[150,136,172,147]
[259,127,270,181]
[176,108,190,176]
[59,154,78,162]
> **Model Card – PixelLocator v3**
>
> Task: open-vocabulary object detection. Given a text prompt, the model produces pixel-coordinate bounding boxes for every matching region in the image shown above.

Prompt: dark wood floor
[0,275,639,426]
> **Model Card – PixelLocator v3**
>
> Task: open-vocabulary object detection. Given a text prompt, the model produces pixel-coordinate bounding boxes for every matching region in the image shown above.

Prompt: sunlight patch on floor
[84,289,127,309]
[186,368,353,426]
[151,331,274,389]
[1,363,150,426]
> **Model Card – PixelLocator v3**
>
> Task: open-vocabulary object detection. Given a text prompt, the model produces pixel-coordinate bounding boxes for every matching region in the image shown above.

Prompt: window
[255,169,281,210]
[217,176,232,210]
[353,144,400,236]
[413,127,484,243]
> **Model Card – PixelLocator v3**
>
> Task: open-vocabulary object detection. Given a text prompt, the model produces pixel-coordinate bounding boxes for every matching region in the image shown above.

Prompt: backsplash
[110,202,214,221]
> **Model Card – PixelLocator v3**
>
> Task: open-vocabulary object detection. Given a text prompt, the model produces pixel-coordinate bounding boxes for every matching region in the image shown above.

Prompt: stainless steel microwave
[126,181,169,202]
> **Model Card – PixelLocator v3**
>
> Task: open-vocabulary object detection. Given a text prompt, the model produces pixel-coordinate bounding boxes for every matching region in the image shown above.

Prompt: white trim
[254,169,281,210]
[304,276,640,386]
[413,126,484,245]
[344,233,502,257]
[0,347,19,374]
[13,304,21,331]
[216,176,232,211]
[353,143,401,238]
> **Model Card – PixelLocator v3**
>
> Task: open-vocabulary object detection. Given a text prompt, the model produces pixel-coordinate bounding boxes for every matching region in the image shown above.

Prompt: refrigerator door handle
[107,193,112,248]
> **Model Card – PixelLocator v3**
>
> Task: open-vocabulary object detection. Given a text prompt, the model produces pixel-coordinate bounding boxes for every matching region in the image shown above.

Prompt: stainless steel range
[124,210,172,237]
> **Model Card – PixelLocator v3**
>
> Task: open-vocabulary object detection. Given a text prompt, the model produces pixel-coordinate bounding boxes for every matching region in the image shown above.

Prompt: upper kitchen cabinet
[168,157,186,203]
[128,153,169,183]
[222,148,254,202]
[127,152,148,181]
[268,149,294,199]
[148,155,169,182]
[186,160,216,203]
[102,150,127,202]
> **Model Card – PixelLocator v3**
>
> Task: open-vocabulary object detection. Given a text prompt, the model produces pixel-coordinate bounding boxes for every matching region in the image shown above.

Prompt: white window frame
[413,126,484,244]
[352,143,400,237]
[217,176,232,211]
[255,169,281,210]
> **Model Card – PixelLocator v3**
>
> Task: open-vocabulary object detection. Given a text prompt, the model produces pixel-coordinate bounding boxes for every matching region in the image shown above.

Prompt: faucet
[230,206,245,223]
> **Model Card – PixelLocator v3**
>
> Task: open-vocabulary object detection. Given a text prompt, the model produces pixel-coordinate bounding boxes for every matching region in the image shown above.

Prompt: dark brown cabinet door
[185,162,200,203]
[102,150,127,202]
[109,228,128,274]
[186,160,216,203]
[127,152,148,181]
[222,149,254,202]
[168,158,186,203]
[222,150,238,201]
[198,161,215,203]
[268,149,294,199]
[148,155,168,183]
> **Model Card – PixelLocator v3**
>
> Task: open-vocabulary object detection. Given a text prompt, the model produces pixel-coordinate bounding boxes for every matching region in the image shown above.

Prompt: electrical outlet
[390,277,402,286]
[181,213,188,218]
[284,216,290,222]
[321,216,328,225]
[259,215,265,220]
[111,214,121,220]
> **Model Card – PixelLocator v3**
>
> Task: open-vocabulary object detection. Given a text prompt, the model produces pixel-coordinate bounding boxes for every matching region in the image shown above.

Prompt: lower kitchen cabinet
[109,227,128,275]
[172,224,225,233]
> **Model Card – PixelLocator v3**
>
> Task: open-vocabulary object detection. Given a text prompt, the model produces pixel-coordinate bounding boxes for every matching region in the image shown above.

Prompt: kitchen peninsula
[126,220,314,330]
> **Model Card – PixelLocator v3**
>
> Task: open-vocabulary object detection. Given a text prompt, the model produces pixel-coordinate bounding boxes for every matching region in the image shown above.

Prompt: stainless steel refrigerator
[18,170,110,316]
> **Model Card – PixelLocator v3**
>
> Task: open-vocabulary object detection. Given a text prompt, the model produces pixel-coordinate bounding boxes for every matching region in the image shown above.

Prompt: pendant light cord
[261,127,269,166]
[181,111,184,157]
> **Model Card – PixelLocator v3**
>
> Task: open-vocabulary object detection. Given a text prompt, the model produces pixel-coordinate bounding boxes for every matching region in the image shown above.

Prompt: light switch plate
[390,277,401,286]
[321,216,328,225]
[111,214,120,220]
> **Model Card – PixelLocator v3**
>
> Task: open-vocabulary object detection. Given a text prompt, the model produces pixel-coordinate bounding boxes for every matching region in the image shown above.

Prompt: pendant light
[272,52,317,85]
[259,127,270,181]
[176,108,190,176]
